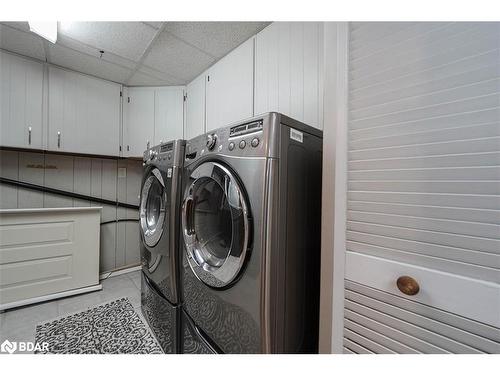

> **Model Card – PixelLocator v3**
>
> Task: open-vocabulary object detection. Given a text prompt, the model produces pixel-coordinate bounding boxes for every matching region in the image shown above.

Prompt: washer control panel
[185,119,266,164]
[226,120,263,154]
[206,133,217,150]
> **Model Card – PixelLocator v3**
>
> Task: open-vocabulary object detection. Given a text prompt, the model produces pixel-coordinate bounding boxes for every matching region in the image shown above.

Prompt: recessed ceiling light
[28,21,58,43]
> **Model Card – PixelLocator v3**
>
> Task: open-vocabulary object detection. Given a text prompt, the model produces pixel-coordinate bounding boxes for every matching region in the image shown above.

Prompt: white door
[0,51,43,149]
[339,21,500,354]
[125,88,155,157]
[185,74,206,139]
[206,38,254,131]
[154,87,184,144]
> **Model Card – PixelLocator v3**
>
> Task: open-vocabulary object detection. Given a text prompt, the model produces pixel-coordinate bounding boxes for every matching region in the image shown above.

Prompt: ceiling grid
[0,21,269,86]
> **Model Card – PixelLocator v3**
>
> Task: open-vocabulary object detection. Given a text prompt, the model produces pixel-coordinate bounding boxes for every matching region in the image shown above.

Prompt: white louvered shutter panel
[344,22,500,354]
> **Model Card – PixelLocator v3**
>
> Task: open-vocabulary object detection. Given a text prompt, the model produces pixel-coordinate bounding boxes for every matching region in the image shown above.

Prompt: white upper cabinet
[124,86,185,157]
[0,51,43,149]
[255,22,324,129]
[185,73,206,139]
[124,87,155,158]
[48,66,121,156]
[154,86,185,144]
[206,38,254,132]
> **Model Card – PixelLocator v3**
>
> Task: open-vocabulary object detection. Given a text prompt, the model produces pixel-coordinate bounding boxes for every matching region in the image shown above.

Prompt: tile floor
[0,270,143,353]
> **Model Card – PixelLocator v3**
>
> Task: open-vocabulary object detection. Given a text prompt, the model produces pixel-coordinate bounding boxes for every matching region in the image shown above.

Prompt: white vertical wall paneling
[0,150,18,209]
[100,159,118,271]
[254,22,324,129]
[343,21,500,353]
[18,152,44,208]
[206,37,254,131]
[43,154,74,208]
[290,23,304,121]
[304,22,320,127]
[73,157,91,207]
[278,22,291,116]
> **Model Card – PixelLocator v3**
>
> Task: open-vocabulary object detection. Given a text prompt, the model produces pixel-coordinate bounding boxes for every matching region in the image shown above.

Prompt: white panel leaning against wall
[0,149,143,273]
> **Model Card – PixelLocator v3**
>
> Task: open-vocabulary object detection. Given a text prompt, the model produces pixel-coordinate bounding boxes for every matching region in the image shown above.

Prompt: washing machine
[140,139,185,354]
[180,113,323,353]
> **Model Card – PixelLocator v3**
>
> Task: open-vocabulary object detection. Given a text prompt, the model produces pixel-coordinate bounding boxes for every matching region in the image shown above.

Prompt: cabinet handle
[28,126,32,145]
[57,131,61,148]
[147,140,150,149]
[127,145,130,152]
[396,276,420,296]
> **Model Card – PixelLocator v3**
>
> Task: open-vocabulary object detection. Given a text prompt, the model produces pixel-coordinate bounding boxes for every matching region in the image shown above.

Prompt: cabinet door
[0,51,43,149]
[154,87,184,144]
[48,67,120,156]
[206,38,254,131]
[125,88,155,157]
[85,77,121,155]
[185,74,206,139]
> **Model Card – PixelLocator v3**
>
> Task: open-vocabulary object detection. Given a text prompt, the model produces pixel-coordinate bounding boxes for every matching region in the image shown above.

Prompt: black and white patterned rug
[35,298,163,354]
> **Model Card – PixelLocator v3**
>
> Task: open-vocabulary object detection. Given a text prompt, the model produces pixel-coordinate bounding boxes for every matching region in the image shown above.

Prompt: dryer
[140,139,185,353]
[180,113,323,353]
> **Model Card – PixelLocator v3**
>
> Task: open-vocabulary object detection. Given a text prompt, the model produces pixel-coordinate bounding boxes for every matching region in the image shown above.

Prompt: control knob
[206,134,217,150]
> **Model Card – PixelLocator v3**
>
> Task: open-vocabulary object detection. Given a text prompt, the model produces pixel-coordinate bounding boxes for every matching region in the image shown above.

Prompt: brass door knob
[396,276,420,296]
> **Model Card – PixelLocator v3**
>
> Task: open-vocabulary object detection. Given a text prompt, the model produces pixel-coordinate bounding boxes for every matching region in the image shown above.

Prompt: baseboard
[0,284,103,312]
[99,264,142,280]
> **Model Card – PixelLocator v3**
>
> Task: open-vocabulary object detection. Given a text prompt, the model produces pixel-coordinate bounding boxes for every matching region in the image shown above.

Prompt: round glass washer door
[182,161,250,288]
[140,168,167,248]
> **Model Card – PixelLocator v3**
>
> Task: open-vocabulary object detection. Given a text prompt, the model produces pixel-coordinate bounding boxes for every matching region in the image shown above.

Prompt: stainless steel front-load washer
[180,113,323,353]
[140,139,185,353]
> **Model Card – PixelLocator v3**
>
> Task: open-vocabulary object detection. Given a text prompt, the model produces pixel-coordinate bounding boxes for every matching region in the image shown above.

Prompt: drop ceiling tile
[143,31,215,82]
[143,22,164,30]
[164,22,270,58]
[139,65,184,84]
[0,22,30,32]
[58,22,158,62]
[0,24,46,60]
[127,69,184,86]
[56,34,137,70]
[47,43,133,84]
